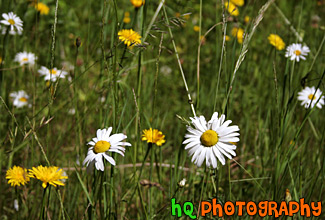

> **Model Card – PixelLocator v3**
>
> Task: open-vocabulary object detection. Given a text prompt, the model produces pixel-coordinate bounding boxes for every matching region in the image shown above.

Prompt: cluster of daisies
[1,12,68,109]
[6,165,68,188]
[9,50,69,108]
[267,34,324,109]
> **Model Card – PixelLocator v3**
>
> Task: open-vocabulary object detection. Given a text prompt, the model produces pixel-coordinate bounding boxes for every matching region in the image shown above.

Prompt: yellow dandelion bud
[193,25,200,32]
[124,17,131,24]
[244,15,250,24]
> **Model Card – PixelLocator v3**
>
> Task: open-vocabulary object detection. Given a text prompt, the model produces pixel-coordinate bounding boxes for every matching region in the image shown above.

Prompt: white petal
[103,153,116,165]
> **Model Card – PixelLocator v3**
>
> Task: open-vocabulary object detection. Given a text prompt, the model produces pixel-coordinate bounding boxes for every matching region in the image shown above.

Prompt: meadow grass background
[0,0,324,219]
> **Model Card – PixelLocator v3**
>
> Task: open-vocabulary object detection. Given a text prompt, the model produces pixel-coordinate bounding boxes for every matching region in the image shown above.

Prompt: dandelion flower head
[118,29,142,47]
[6,166,32,187]
[231,27,244,44]
[29,165,68,188]
[130,0,145,8]
[225,2,239,16]
[142,128,166,146]
[123,12,131,24]
[231,0,244,7]
[34,2,50,15]
[268,34,285,50]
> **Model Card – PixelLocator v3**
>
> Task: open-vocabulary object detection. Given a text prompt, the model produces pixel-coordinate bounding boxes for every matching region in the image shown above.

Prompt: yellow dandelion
[123,17,131,24]
[142,128,166,146]
[118,29,142,47]
[225,2,239,16]
[193,25,200,32]
[34,2,50,15]
[230,0,244,7]
[6,166,32,187]
[29,165,68,188]
[268,34,285,51]
[244,15,250,24]
[225,35,230,41]
[231,27,244,44]
[123,12,131,24]
[130,0,145,8]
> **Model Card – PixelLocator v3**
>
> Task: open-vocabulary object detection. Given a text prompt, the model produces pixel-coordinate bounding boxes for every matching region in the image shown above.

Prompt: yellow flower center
[294,50,301,56]
[19,97,28,102]
[94,141,111,153]
[200,130,219,147]
[8,19,15,25]
[308,94,316,100]
[50,69,57,75]
[22,58,28,62]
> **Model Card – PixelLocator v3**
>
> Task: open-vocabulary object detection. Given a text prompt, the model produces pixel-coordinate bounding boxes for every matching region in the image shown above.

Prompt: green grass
[0,0,324,219]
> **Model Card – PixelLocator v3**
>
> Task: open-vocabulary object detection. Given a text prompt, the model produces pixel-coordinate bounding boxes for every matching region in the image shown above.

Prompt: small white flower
[298,86,324,109]
[14,199,19,211]
[178,178,186,187]
[183,112,240,169]
[14,52,37,66]
[68,108,75,115]
[76,154,80,166]
[9,90,30,108]
[285,43,310,62]
[160,65,172,76]
[83,128,131,171]
[0,12,23,32]
[38,66,68,82]
[100,96,106,103]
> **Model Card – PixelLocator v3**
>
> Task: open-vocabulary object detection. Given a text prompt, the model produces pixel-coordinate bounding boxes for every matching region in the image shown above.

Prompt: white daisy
[0,12,23,32]
[38,66,68,82]
[183,112,240,169]
[9,90,29,108]
[14,52,37,66]
[83,128,131,171]
[285,43,310,62]
[298,86,324,109]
